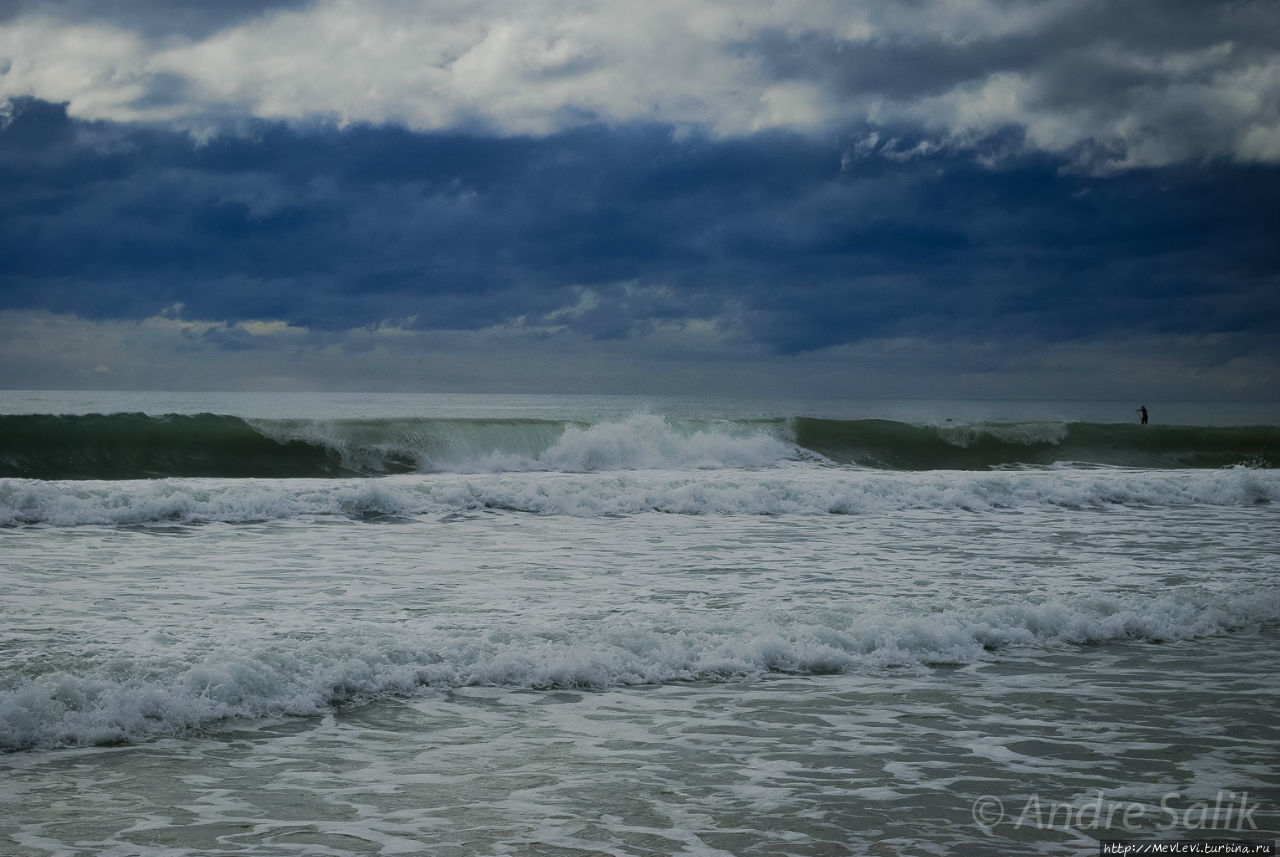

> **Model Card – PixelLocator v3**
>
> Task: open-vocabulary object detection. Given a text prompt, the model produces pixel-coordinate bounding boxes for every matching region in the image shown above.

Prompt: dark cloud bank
[1,0,1277,396]
[3,95,1275,362]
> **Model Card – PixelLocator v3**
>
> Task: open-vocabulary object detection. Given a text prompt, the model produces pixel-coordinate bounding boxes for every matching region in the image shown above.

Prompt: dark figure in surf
[1137,405,1148,425]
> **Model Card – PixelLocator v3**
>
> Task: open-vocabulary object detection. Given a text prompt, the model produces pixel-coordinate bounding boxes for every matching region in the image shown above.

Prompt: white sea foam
[936,421,1070,448]
[1,466,1275,526]
[251,413,800,474]
[531,414,796,471]
[5,394,1277,857]
[3,586,1276,750]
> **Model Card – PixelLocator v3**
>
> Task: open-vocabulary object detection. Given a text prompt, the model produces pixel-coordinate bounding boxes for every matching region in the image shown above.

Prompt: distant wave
[792,417,1280,470]
[1,412,1277,480]
[0,413,348,479]
[3,586,1276,751]
[2,467,1275,526]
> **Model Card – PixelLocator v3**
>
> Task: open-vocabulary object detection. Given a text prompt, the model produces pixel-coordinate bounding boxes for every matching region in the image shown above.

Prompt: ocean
[1,392,1277,857]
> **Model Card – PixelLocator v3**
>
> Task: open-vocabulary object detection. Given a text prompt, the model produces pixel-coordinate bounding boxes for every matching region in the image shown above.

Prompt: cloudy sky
[1,0,1277,399]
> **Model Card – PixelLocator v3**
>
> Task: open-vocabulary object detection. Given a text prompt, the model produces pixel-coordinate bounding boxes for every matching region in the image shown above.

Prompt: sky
[1,0,1277,400]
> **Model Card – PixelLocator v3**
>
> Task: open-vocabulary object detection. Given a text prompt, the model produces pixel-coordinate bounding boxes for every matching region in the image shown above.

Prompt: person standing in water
[1137,405,1148,425]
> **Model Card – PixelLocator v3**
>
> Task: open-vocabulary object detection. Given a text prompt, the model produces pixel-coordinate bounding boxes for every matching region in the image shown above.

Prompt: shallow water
[3,643,1277,855]
[1,394,1277,855]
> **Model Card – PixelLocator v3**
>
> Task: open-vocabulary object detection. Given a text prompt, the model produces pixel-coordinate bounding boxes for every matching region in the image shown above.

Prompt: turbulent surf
[2,412,1276,480]
[3,393,1278,857]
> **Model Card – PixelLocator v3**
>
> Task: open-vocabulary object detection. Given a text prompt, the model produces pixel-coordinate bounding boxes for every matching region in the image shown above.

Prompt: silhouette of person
[1137,405,1148,425]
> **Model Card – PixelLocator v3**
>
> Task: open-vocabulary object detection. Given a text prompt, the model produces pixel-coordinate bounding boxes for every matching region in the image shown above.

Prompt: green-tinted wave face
[0,413,349,479]
[0,413,589,479]
[1,413,1277,479]
[793,418,1280,470]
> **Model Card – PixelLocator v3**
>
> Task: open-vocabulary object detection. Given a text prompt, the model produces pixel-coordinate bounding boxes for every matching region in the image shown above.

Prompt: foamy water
[1,394,1277,855]
[3,467,1276,527]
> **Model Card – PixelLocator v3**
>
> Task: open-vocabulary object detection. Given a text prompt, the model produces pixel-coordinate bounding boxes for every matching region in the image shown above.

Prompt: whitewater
[1,393,1277,856]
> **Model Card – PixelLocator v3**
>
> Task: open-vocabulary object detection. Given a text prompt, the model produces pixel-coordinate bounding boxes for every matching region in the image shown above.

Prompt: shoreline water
[4,617,1276,855]
[2,392,1276,855]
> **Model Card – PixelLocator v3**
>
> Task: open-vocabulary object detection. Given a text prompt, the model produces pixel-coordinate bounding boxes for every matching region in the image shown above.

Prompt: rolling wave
[3,586,1276,750]
[2,467,1274,526]
[0,412,1276,480]
[792,417,1280,470]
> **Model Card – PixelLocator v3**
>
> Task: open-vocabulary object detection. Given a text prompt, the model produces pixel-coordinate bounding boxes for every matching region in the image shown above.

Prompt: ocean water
[1,392,1277,856]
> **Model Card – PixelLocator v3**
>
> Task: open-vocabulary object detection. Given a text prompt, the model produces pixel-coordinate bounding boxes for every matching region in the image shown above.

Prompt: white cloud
[1,0,1277,167]
[0,16,153,121]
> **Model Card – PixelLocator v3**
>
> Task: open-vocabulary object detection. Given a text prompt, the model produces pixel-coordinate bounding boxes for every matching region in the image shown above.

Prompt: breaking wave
[1,412,1277,479]
[3,587,1276,751]
[2,466,1275,526]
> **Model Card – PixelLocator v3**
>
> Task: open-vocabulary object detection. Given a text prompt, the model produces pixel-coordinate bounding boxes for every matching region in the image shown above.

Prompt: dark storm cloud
[741,0,1280,170]
[1,95,1277,358]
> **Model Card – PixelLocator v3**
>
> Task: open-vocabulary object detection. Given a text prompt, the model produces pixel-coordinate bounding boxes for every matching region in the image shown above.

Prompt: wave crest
[4,587,1276,751]
[2,467,1274,526]
[1,412,1277,480]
